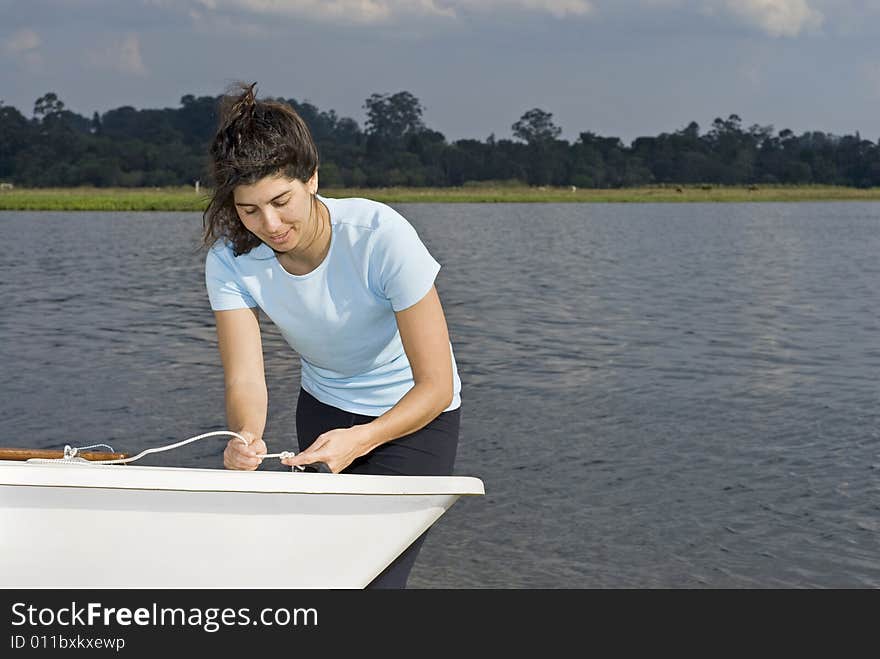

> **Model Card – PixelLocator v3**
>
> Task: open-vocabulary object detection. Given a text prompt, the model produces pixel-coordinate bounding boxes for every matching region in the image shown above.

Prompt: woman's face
[233,172,319,253]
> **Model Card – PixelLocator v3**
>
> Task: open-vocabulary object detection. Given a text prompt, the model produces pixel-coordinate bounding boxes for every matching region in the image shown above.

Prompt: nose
[261,206,284,232]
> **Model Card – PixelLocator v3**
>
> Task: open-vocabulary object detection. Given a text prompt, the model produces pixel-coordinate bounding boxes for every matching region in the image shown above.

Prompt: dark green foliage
[1,94,878,188]
[512,108,562,145]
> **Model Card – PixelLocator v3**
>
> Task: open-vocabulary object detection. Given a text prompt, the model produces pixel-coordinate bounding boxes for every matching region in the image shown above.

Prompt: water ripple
[2,204,879,588]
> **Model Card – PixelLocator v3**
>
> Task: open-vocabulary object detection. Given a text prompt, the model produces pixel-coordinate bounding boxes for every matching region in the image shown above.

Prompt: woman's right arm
[214,307,268,470]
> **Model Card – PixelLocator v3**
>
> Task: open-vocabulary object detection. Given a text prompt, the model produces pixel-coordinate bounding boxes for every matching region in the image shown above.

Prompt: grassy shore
[1,184,879,210]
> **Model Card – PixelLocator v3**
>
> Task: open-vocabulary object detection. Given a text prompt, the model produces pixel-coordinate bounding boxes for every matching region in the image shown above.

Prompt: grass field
[1,184,879,210]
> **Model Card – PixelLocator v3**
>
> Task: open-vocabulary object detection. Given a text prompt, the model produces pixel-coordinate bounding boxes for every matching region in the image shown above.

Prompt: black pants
[296,388,460,589]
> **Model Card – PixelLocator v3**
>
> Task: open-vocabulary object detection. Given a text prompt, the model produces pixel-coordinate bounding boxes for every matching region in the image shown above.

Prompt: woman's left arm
[282,286,453,473]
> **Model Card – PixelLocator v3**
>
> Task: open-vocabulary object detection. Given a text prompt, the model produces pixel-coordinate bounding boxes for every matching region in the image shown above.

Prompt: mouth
[267,229,291,244]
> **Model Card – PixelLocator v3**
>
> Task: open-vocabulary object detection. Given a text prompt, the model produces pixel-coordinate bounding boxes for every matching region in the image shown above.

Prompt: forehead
[233,175,299,203]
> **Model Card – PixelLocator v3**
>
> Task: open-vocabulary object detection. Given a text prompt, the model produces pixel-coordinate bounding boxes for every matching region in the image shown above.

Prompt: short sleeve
[205,246,258,311]
[370,217,441,312]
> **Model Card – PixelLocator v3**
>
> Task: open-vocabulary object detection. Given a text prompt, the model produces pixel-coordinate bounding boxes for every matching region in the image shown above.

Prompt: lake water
[1,202,878,588]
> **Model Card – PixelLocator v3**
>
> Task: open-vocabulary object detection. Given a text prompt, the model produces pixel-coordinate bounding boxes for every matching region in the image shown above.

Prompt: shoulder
[207,238,233,257]
[205,239,237,269]
[205,239,271,276]
[320,195,412,235]
[206,239,231,265]
[206,238,269,263]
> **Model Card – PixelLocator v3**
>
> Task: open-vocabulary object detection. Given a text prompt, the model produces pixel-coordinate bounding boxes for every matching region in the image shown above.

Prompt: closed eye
[272,197,290,207]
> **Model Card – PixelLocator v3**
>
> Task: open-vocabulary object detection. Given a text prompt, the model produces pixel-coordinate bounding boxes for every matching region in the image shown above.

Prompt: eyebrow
[235,188,293,207]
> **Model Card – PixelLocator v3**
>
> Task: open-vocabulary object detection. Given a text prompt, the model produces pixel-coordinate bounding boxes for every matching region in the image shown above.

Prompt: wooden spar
[0,448,130,461]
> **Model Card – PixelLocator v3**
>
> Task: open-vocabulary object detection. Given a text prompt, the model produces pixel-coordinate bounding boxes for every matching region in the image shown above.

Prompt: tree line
[1,91,879,188]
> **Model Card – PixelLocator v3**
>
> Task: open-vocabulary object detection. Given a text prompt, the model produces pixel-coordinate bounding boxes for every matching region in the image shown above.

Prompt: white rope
[262,452,297,460]
[78,431,251,465]
[29,432,303,468]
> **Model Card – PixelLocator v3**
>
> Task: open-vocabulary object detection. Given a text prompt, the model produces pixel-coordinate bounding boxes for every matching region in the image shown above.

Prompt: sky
[1,0,879,145]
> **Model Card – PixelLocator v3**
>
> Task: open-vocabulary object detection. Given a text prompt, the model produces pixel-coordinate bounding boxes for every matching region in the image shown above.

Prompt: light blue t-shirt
[205,195,462,417]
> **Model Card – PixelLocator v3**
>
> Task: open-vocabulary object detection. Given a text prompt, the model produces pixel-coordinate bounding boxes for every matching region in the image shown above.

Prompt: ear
[306,169,319,194]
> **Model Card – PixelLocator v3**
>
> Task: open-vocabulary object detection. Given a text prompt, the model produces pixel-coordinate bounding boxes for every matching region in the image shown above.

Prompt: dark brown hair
[202,82,319,255]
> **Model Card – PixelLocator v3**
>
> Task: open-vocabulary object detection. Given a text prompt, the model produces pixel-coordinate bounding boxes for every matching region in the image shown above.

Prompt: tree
[33,92,65,121]
[176,94,220,145]
[0,105,32,180]
[363,91,425,143]
[512,108,562,144]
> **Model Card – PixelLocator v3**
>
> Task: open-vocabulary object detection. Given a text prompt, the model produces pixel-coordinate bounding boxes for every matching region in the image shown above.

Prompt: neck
[276,196,331,275]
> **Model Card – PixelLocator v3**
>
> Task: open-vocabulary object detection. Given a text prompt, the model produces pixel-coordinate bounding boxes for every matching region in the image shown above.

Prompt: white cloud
[193,0,451,23]
[118,34,147,75]
[4,29,41,53]
[637,0,686,6]
[3,29,43,71]
[174,0,833,32]
[86,34,148,76]
[175,0,593,23]
[187,8,269,36]
[609,1,824,37]
[459,0,594,18]
[154,0,842,33]
[723,0,823,37]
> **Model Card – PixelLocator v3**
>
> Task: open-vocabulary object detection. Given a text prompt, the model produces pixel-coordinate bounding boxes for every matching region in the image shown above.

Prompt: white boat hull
[0,460,484,588]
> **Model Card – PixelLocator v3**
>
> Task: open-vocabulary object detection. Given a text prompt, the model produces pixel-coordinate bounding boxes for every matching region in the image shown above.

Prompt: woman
[202,83,462,589]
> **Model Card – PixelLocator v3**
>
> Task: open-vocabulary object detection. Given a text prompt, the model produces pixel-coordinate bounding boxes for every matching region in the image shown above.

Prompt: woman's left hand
[281,425,376,474]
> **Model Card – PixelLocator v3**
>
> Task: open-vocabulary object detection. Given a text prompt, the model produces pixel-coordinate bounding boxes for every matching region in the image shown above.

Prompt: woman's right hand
[224,430,267,470]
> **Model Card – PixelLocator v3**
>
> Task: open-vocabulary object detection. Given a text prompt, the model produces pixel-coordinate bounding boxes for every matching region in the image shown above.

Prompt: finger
[280,452,308,466]
[284,457,335,473]
[225,444,261,470]
[283,452,328,469]
[235,432,265,453]
[280,449,317,467]
[230,456,260,470]
[230,438,261,458]
[224,452,247,470]
[228,437,250,451]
